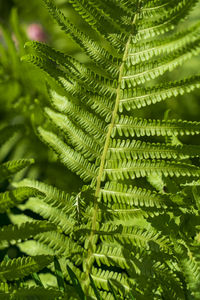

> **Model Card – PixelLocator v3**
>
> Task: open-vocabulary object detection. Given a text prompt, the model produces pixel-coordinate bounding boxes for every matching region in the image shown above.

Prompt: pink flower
[27,24,47,42]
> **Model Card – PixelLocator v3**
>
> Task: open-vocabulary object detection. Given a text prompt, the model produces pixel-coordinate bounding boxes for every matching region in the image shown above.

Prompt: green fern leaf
[38,127,97,181]
[0,255,53,281]
[112,117,200,137]
[0,221,56,244]
[0,187,43,213]
[0,159,34,182]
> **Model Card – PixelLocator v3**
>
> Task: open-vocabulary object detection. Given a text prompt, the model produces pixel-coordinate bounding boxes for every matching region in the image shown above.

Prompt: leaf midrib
[83,2,141,291]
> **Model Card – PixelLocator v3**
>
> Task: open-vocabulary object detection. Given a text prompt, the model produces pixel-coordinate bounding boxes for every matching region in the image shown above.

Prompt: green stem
[83,3,141,293]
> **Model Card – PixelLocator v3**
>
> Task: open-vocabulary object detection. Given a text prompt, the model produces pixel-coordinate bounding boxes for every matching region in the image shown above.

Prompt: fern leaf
[25,0,200,297]
[136,0,200,40]
[20,197,75,235]
[107,139,200,160]
[104,159,200,181]
[69,0,125,34]
[3,286,64,300]
[0,221,56,243]
[43,0,120,75]
[0,187,43,213]
[0,255,53,281]
[100,182,168,208]
[21,54,67,88]
[122,42,200,88]
[0,159,34,182]
[14,178,74,212]
[45,107,102,161]
[35,231,83,265]
[18,240,55,256]
[112,117,200,137]
[93,243,177,284]
[119,76,200,111]
[127,22,200,66]
[38,127,97,181]
[48,89,109,137]
[180,245,200,299]
[91,267,130,293]
[99,225,172,254]
[25,41,116,98]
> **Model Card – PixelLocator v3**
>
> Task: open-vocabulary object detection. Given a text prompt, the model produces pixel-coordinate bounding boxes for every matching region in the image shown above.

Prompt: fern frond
[0,255,53,281]
[180,245,200,299]
[135,0,200,40]
[100,182,168,208]
[93,243,179,286]
[91,267,130,294]
[104,159,200,181]
[99,225,172,254]
[18,240,54,256]
[122,42,200,88]
[4,286,64,300]
[67,0,127,37]
[43,0,120,76]
[24,41,116,97]
[14,178,74,212]
[107,139,200,160]
[48,89,109,137]
[113,117,200,137]
[21,54,67,88]
[127,22,200,66]
[24,0,200,297]
[105,204,150,220]
[119,76,200,111]
[20,197,75,234]
[38,127,97,181]
[45,107,102,161]
[35,231,83,265]
[0,221,56,244]
[0,187,43,213]
[0,159,34,182]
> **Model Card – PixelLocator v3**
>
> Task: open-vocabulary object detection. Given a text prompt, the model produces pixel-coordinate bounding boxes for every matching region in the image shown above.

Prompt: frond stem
[83,1,141,292]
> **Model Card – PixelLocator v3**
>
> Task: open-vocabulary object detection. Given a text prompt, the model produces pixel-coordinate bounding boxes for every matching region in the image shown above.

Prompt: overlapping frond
[0,159,34,182]
[0,187,43,213]
[0,255,53,281]
[0,221,56,245]
[35,231,83,265]
[0,286,64,300]
[20,197,75,235]
[38,127,97,181]
[15,178,74,211]
[179,245,200,299]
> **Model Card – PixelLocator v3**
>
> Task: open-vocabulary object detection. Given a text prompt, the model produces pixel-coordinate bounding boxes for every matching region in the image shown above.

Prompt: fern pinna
[2,0,200,299]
